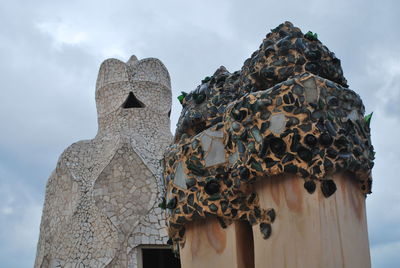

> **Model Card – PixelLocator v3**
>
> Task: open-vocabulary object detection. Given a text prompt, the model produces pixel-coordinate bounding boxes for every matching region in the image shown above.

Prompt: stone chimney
[163,21,374,268]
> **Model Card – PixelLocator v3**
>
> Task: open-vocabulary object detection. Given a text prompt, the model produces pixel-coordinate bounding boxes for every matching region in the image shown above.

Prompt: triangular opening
[122,92,145,108]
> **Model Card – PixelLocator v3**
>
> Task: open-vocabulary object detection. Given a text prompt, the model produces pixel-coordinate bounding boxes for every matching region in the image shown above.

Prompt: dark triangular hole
[122,92,145,108]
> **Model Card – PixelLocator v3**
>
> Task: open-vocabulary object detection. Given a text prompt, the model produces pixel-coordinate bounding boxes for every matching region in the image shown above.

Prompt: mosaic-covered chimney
[163,21,374,268]
[35,56,177,267]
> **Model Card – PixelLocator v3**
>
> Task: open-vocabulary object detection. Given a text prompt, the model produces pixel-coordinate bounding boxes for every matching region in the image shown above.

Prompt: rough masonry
[35,56,172,267]
[163,21,374,249]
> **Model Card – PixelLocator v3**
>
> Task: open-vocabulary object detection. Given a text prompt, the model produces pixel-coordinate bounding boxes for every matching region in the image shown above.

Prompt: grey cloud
[0,0,399,267]
[0,162,42,267]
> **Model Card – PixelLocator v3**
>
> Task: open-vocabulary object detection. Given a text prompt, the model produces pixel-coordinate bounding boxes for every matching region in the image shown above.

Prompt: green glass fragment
[158,197,166,209]
[364,112,373,127]
[251,160,263,172]
[178,91,188,104]
[305,31,318,41]
[202,76,211,83]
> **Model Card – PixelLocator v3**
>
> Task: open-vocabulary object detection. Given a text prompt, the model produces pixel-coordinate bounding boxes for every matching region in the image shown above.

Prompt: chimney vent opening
[122,92,145,108]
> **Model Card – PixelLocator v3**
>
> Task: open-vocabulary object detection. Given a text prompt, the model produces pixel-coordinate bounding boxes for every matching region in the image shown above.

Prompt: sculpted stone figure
[35,55,172,267]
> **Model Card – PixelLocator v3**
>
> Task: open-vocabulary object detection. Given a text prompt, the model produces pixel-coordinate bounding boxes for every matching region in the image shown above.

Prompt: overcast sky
[0,0,399,267]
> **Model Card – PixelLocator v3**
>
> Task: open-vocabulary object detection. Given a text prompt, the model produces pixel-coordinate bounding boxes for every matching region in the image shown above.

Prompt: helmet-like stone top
[95,56,172,131]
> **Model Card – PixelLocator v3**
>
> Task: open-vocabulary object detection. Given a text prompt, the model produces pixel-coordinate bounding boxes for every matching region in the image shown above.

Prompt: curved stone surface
[35,56,173,268]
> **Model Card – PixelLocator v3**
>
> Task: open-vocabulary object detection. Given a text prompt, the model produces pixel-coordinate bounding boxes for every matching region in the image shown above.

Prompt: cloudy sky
[0,0,399,267]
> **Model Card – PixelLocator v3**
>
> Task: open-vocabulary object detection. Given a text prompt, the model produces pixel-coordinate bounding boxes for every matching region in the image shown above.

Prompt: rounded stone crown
[95,55,172,120]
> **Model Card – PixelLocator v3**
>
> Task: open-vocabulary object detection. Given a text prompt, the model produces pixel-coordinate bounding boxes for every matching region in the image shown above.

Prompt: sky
[0,0,399,267]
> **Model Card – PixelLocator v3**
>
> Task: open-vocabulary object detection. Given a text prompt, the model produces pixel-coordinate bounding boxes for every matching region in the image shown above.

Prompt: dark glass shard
[265,157,277,168]
[304,180,316,194]
[267,209,276,222]
[324,158,334,171]
[187,194,194,206]
[239,167,250,181]
[297,146,313,162]
[260,223,272,239]
[284,164,298,173]
[282,153,295,164]
[299,168,310,178]
[247,192,257,203]
[248,214,257,225]
[204,181,220,195]
[299,123,312,132]
[186,178,196,188]
[290,133,301,152]
[321,180,337,197]
[270,137,287,157]
[166,197,177,209]
[319,132,333,147]
[304,134,317,147]
[220,201,228,213]
[326,148,338,159]
[334,136,349,148]
[209,204,218,212]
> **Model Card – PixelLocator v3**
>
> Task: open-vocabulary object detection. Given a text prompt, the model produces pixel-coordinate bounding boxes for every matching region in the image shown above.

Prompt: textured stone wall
[163,21,374,251]
[35,55,172,268]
